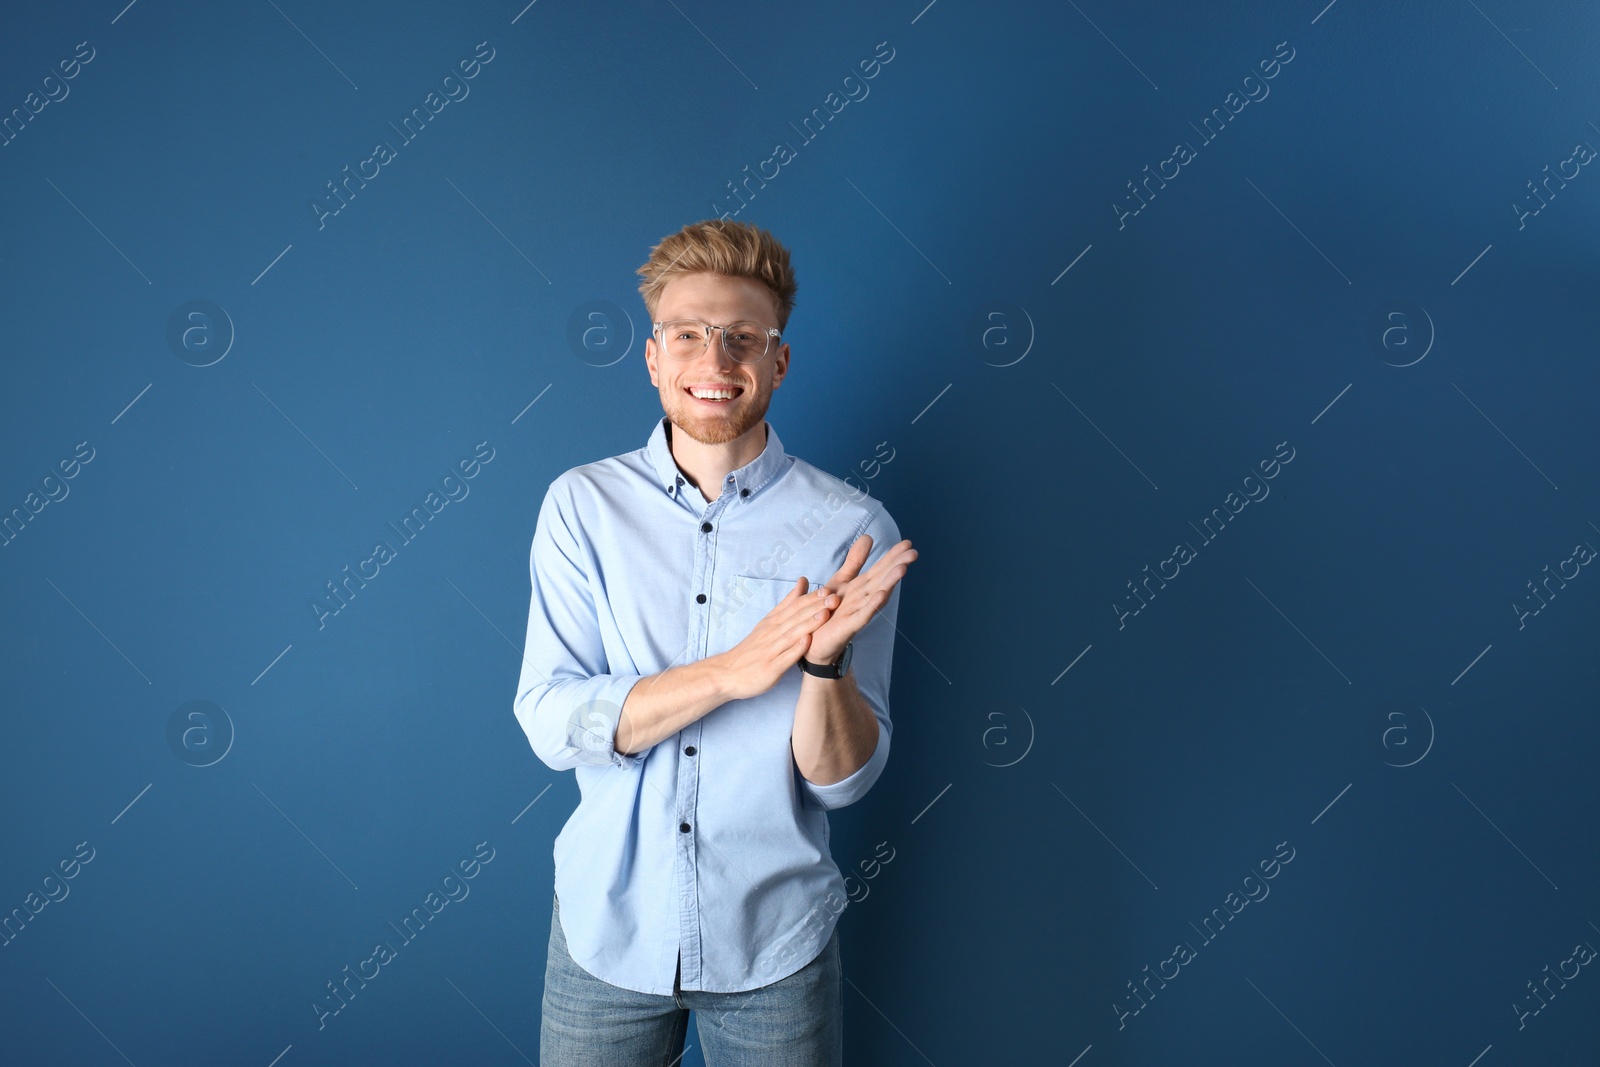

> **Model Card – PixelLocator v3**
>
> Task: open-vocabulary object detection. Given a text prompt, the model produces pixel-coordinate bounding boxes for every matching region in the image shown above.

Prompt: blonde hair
[636,219,797,332]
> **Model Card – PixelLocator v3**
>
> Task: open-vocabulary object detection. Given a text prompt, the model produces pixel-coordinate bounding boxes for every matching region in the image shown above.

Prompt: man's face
[645,272,789,448]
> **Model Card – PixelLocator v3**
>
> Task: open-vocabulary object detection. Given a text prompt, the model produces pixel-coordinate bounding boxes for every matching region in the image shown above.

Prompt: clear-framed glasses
[653,319,780,365]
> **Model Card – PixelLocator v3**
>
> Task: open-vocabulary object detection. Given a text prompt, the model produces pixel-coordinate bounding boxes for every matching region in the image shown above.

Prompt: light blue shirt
[514,416,901,995]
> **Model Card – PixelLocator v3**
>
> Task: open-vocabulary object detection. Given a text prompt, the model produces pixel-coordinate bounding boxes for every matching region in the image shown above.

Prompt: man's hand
[805,535,917,665]
[713,578,841,702]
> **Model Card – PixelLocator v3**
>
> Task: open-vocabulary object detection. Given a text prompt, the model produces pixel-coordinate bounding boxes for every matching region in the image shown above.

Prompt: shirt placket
[673,473,733,990]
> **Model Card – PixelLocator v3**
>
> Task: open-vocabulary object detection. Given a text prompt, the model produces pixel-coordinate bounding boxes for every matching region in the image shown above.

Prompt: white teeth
[690,388,738,400]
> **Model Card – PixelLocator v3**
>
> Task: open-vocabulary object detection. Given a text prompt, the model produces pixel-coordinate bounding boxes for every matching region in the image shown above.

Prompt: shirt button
[684,745,696,756]
[701,522,712,533]
[679,822,691,833]
[740,488,749,497]
[696,593,706,604]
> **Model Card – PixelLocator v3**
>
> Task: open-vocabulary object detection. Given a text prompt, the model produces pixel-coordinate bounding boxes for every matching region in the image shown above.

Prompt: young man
[515,218,916,1065]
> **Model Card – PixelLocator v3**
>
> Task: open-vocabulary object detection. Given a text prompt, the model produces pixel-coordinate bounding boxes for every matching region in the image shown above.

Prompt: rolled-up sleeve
[797,505,900,810]
[513,480,647,772]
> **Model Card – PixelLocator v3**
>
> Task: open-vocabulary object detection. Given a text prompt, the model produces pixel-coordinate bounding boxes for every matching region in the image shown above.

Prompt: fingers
[769,592,837,642]
[829,534,875,583]
[801,598,837,628]
[749,543,915,672]
[853,541,916,585]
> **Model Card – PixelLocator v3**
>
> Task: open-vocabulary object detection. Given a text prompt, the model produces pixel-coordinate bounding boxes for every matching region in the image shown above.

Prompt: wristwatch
[799,641,852,679]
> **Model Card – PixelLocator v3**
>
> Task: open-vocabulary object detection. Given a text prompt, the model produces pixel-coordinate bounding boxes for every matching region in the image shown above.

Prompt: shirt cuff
[798,717,888,810]
[567,676,649,769]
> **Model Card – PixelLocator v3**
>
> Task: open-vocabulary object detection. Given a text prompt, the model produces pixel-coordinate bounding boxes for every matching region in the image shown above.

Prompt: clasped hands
[716,534,917,702]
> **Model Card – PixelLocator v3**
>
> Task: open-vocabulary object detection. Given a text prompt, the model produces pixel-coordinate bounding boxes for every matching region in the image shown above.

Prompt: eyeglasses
[653,319,780,365]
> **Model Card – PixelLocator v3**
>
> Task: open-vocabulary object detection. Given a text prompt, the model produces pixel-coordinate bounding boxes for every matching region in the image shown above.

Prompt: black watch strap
[799,641,852,679]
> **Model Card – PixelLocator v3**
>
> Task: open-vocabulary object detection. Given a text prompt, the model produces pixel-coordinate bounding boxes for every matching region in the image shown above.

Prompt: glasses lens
[660,320,708,361]
[722,322,771,364]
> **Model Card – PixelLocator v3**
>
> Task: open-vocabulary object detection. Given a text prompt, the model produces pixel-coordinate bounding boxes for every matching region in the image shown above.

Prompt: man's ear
[770,342,790,388]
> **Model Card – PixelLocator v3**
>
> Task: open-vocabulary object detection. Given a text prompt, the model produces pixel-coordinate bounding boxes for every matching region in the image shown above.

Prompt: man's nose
[698,329,739,364]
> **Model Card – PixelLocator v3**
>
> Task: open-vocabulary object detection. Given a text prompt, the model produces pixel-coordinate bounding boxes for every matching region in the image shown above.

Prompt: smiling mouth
[685,387,744,405]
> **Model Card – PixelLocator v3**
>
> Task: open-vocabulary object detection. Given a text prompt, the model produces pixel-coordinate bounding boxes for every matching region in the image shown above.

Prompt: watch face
[838,642,853,675]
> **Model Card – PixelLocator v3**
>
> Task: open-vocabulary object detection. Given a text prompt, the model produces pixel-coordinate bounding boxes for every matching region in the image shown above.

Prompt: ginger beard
[657,366,774,447]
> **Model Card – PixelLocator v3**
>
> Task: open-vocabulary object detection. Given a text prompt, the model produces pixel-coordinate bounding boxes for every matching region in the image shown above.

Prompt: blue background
[2,1,1597,1064]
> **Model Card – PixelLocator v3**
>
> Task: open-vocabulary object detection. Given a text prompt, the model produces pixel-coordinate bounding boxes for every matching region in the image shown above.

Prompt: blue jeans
[540,893,843,1066]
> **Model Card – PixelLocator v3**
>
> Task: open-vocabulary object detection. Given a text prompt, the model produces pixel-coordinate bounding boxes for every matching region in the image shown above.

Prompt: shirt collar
[647,416,789,502]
